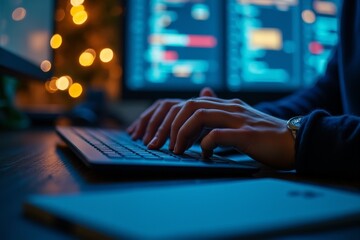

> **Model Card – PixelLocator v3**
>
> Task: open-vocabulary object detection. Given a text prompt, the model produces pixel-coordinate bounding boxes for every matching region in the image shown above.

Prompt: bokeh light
[68,83,83,98]
[70,5,85,16]
[73,10,88,25]
[44,77,58,93]
[50,34,62,49]
[12,7,26,21]
[302,10,316,24]
[40,60,52,72]
[49,77,58,91]
[56,76,71,90]
[99,48,114,63]
[79,49,96,66]
[71,0,85,7]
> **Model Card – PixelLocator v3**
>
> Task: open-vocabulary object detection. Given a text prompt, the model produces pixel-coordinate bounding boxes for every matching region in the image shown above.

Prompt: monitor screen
[0,0,55,81]
[122,0,340,100]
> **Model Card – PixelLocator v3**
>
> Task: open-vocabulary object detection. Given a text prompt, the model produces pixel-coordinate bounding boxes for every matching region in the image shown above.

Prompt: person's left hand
[148,98,296,170]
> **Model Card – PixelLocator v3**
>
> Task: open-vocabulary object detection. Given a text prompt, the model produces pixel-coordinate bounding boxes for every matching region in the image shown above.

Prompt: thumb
[200,87,217,97]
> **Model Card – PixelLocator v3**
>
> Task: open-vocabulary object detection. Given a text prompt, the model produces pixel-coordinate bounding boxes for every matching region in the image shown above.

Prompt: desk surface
[1,128,360,239]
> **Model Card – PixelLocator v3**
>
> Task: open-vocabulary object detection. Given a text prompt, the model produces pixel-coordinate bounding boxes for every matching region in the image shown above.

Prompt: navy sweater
[256,1,360,179]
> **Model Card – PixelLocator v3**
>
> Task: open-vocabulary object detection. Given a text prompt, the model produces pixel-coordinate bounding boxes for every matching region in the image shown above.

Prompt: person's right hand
[126,87,221,147]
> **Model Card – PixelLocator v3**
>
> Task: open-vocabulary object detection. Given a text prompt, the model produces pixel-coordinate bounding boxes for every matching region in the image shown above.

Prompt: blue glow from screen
[125,0,340,93]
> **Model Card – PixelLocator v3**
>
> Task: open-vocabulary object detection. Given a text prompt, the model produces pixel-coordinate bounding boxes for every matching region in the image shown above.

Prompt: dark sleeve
[255,48,342,120]
[295,110,360,179]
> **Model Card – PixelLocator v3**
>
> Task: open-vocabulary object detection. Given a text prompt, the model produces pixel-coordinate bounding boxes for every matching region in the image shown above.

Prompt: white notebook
[24,179,360,239]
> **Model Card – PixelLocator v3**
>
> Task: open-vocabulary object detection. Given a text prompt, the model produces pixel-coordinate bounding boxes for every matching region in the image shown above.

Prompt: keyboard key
[74,128,232,164]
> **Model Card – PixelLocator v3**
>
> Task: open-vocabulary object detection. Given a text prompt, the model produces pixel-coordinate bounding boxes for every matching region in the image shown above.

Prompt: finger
[200,87,217,97]
[131,101,161,140]
[126,119,139,134]
[147,104,182,149]
[200,128,246,158]
[198,96,243,105]
[142,101,177,145]
[170,100,244,150]
[173,109,242,154]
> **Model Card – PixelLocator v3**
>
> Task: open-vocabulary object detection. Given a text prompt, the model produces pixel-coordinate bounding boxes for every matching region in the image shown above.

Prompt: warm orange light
[56,76,70,90]
[45,77,58,93]
[99,48,114,63]
[45,80,57,93]
[12,7,26,21]
[50,34,62,49]
[71,0,85,7]
[73,10,88,25]
[49,77,58,91]
[65,75,74,86]
[70,5,85,16]
[79,49,96,67]
[68,83,83,98]
[40,60,52,72]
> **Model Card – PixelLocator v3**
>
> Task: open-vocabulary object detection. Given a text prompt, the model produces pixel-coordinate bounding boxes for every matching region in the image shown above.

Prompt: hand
[126,87,218,145]
[151,98,295,170]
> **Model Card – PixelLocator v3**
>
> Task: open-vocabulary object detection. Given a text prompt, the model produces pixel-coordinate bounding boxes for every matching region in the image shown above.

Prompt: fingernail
[173,145,182,155]
[148,137,159,149]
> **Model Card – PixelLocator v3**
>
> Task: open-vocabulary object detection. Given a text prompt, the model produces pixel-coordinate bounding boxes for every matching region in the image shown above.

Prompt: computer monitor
[0,0,55,81]
[122,0,340,102]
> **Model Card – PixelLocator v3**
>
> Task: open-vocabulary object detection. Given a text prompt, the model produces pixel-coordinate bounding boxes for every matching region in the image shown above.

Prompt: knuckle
[194,108,207,118]
[169,105,181,115]
[231,98,242,104]
[184,99,197,110]
[209,129,221,139]
[162,101,174,109]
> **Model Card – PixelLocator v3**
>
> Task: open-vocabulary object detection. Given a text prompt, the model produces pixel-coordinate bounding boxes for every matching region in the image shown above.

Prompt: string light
[70,5,85,16]
[47,0,119,100]
[68,83,83,98]
[40,60,52,72]
[56,76,71,90]
[50,34,62,49]
[45,78,57,93]
[79,49,96,66]
[100,48,114,63]
[70,0,85,7]
[73,9,88,25]
[44,77,58,93]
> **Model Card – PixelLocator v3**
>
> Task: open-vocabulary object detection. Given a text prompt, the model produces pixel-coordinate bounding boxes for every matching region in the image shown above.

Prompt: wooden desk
[1,128,360,239]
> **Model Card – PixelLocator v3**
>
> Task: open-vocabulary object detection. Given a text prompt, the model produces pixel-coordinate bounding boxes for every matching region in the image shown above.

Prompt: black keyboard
[73,128,232,163]
[56,126,259,175]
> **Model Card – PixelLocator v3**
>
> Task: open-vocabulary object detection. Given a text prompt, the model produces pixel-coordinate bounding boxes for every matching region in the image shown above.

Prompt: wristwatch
[287,116,303,140]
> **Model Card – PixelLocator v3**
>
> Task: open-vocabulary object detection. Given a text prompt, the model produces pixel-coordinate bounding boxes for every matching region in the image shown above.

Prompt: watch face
[289,116,303,129]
